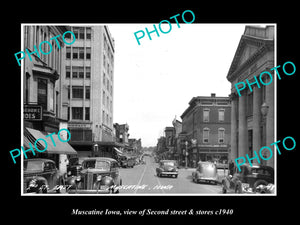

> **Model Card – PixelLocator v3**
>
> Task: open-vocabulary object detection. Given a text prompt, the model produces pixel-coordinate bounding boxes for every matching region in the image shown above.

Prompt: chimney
[211,93,216,98]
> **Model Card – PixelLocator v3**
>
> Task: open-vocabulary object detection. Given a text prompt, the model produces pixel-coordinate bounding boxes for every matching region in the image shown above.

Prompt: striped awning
[24,127,77,155]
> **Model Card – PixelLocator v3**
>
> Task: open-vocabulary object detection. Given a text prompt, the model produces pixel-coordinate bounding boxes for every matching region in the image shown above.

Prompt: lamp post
[93,143,99,157]
[185,141,188,169]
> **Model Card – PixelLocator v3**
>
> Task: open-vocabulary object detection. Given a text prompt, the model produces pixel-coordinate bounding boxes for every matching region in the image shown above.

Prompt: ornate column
[230,93,238,161]
[238,90,248,158]
[252,86,262,153]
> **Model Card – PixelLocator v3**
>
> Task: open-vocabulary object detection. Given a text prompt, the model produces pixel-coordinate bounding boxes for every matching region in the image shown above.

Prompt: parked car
[192,161,218,184]
[67,157,122,194]
[67,157,82,177]
[119,155,135,168]
[23,158,64,193]
[222,163,274,194]
[156,160,178,178]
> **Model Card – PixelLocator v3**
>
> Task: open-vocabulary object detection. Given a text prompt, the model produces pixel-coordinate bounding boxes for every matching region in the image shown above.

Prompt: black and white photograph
[3,5,298,223]
[20,23,277,196]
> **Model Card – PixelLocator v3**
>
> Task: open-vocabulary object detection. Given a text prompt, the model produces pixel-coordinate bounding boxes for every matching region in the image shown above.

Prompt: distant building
[128,138,142,155]
[226,25,275,168]
[180,93,231,167]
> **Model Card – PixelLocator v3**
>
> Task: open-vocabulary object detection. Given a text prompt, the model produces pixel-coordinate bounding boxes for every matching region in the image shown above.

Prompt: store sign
[24,105,42,120]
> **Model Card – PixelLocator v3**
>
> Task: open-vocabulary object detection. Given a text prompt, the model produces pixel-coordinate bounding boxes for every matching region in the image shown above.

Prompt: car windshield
[162,161,175,166]
[24,161,43,172]
[82,160,110,170]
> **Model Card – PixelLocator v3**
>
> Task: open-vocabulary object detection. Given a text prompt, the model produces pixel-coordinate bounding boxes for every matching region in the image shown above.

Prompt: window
[78,67,84,78]
[72,47,79,59]
[25,73,30,104]
[66,66,70,78]
[85,86,90,99]
[218,109,225,122]
[86,28,91,39]
[72,27,79,39]
[72,86,83,99]
[85,107,90,120]
[203,109,210,122]
[79,27,85,39]
[203,128,210,143]
[66,47,71,59]
[72,66,79,78]
[67,87,70,99]
[85,67,91,78]
[79,47,84,59]
[218,128,225,143]
[72,107,83,120]
[37,78,47,109]
[72,66,84,78]
[86,47,91,59]
[64,31,71,39]
[67,107,70,120]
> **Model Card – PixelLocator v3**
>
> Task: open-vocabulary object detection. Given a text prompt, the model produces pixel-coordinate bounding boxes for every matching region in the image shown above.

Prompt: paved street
[118,156,223,194]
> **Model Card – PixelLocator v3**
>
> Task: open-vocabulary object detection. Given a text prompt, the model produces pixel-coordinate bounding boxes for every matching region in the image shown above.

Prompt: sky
[108,24,246,147]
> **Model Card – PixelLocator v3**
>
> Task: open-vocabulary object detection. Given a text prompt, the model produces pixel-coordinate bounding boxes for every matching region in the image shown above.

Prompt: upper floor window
[218,109,225,122]
[203,128,210,143]
[218,128,225,143]
[203,109,210,122]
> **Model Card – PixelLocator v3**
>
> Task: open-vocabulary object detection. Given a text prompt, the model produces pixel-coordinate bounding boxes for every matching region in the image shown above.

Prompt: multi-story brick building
[180,93,231,167]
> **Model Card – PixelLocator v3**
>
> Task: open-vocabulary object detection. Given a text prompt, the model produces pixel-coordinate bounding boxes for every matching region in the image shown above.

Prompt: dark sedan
[23,158,63,194]
[156,160,178,178]
[67,157,122,194]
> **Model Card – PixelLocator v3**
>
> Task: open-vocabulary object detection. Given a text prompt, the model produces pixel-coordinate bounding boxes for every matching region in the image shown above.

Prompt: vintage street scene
[22,24,275,195]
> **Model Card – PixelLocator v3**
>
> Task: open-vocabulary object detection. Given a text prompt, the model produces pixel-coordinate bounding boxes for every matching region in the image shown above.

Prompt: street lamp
[185,141,188,169]
[93,143,99,157]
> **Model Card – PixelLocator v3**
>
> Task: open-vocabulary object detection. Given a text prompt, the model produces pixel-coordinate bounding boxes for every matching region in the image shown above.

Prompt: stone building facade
[226,25,275,167]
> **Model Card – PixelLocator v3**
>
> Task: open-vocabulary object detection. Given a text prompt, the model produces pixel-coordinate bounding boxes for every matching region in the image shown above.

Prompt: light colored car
[192,161,218,185]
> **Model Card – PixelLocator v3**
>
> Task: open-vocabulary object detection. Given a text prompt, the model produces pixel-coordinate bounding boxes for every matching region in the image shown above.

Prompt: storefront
[23,127,77,175]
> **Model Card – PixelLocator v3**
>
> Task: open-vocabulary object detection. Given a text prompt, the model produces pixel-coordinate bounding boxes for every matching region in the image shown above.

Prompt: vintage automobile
[67,157,122,194]
[156,160,178,178]
[23,158,64,194]
[192,161,218,184]
[222,163,274,194]
[67,157,82,177]
[119,155,135,168]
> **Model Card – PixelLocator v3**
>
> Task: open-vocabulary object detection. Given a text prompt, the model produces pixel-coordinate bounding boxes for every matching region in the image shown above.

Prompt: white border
[20,23,277,196]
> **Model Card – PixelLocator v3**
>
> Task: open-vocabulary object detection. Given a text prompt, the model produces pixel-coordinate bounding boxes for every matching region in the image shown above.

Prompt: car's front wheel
[253,179,268,192]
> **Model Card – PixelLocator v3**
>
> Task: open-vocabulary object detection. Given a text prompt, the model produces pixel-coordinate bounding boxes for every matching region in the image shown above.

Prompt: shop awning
[113,147,124,155]
[24,127,77,155]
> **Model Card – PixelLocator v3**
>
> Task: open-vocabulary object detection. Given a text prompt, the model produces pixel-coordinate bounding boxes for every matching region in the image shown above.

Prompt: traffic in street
[118,156,222,194]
